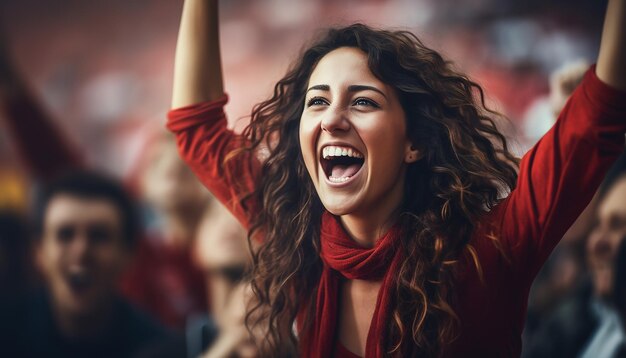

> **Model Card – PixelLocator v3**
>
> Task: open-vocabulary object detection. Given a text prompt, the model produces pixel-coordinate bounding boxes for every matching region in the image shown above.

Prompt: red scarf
[299,211,405,357]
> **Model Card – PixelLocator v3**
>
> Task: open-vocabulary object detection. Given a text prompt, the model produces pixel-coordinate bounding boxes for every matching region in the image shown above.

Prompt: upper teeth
[322,145,363,159]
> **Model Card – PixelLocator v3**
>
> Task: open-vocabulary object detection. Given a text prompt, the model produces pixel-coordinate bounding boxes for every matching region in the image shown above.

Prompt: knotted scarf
[299,211,405,357]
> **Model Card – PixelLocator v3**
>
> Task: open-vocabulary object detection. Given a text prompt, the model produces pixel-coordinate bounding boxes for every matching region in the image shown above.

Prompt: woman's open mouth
[320,145,365,184]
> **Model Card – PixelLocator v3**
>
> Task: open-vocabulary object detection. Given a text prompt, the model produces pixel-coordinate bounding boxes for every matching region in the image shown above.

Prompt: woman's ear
[404,143,423,163]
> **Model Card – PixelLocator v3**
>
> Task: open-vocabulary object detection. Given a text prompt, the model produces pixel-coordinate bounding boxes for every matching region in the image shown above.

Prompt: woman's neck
[338,170,406,247]
[340,205,401,248]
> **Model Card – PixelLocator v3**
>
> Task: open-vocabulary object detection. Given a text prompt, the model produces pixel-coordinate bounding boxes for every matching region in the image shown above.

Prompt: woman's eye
[306,97,328,107]
[353,98,379,108]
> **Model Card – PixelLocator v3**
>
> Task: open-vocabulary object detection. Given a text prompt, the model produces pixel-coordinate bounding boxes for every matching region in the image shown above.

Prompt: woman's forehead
[307,47,383,90]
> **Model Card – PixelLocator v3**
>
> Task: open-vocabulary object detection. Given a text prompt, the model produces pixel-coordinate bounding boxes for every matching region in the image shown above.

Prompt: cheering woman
[167,0,626,356]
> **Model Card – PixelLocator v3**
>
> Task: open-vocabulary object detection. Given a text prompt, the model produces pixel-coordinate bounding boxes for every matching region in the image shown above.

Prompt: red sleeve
[1,90,84,180]
[491,65,626,280]
[166,95,260,229]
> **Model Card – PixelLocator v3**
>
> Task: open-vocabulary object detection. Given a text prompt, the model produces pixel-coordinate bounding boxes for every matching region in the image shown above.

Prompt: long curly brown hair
[235,23,519,356]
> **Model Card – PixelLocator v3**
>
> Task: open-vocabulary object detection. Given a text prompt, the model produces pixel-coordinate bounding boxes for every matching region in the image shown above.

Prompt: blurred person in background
[0,30,209,330]
[0,170,180,357]
[187,200,257,358]
[524,152,626,358]
[121,132,210,329]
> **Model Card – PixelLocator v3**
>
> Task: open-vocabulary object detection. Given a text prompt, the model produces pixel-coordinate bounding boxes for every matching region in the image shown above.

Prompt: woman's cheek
[299,118,320,177]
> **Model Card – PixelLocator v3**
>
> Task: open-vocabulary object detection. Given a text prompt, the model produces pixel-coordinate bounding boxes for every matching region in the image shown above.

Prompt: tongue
[331,163,361,178]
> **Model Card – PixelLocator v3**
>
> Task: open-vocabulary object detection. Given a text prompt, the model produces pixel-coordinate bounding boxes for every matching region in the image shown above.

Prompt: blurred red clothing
[120,236,207,329]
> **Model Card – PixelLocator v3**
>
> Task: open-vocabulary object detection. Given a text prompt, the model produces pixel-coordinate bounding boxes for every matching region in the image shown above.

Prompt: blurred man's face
[587,177,626,298]
[37,194,130,317]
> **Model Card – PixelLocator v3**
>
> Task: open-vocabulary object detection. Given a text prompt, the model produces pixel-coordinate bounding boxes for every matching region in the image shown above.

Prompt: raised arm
[596,0,626,91]
[488,1,626,283]
[171,0,224,108]
[168,0,259,229]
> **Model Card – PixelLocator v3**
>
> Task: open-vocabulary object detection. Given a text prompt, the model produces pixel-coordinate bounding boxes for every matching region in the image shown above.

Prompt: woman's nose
[320,107,350,133]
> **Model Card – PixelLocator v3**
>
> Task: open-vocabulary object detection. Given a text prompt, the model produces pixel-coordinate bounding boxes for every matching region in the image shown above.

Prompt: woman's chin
[320,198,359,217]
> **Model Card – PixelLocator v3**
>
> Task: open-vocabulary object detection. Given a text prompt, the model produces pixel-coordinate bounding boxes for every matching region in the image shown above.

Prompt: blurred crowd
[0,0,624,357]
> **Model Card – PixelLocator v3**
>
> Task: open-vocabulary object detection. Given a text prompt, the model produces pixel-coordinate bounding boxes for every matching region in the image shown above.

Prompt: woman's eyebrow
[347,85,387,99]
[306,84,387,99]
[306,84,330,93]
